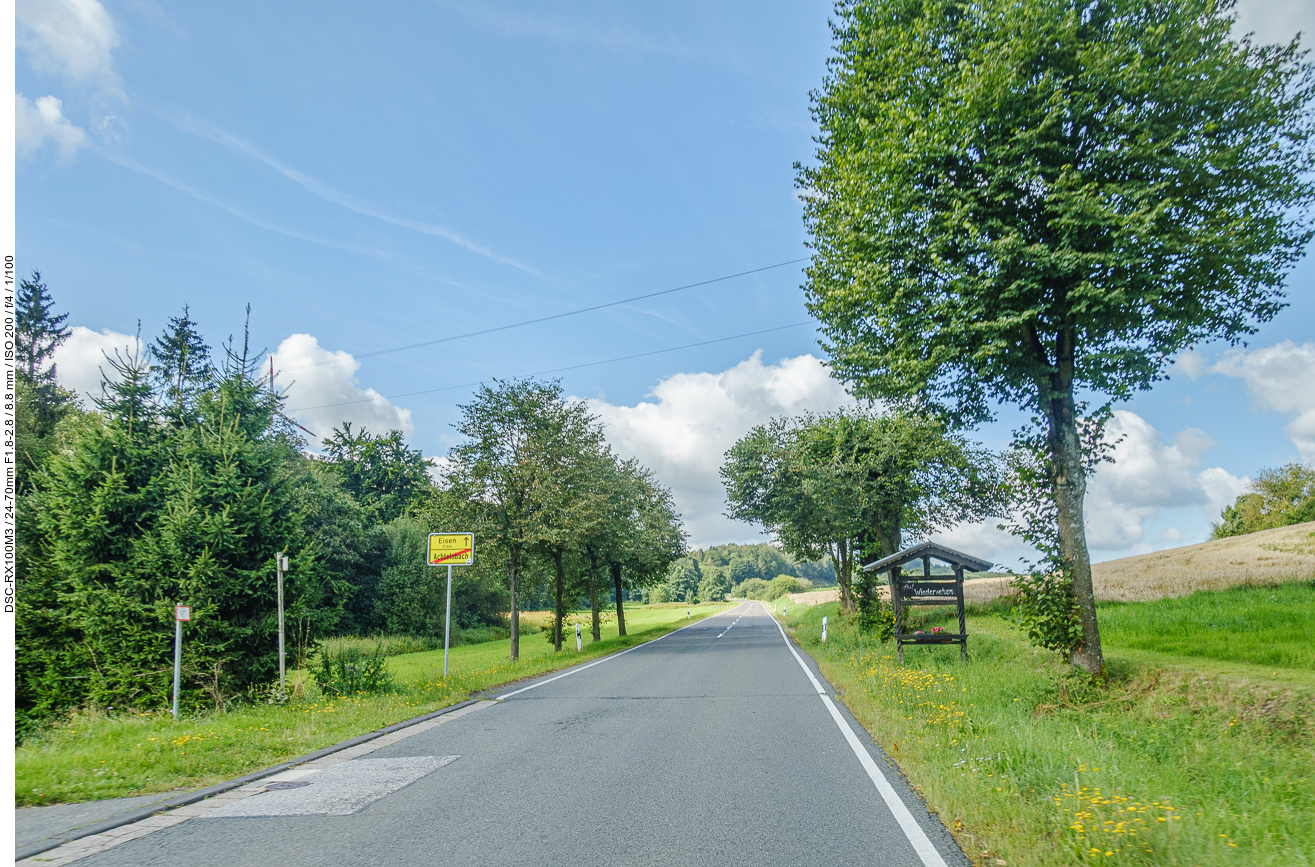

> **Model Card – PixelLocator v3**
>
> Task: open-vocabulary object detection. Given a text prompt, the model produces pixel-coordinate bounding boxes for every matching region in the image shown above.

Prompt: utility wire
[280,257,808,372]
[285,321,812,414]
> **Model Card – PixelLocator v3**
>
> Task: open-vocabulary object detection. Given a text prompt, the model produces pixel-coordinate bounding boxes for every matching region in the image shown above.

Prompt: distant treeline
[642,542,833,604]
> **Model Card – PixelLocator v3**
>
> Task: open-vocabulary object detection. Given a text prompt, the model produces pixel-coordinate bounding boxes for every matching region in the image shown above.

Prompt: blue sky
[16,0,1315,561]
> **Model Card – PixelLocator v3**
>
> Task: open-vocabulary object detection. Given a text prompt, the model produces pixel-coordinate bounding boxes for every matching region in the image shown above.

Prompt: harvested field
[785,521,1315,608]
[1091,520,1315,602]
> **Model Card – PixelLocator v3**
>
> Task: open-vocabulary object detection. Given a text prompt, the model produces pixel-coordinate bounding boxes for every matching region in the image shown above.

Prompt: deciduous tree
[798,0,1314,671]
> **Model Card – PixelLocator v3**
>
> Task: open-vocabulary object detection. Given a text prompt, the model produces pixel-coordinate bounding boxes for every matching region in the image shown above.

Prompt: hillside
[785,521,1315,607]
[1091,519,1315,601]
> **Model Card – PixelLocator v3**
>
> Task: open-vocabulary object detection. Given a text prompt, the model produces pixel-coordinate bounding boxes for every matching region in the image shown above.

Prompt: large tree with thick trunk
[798,0,1313,672]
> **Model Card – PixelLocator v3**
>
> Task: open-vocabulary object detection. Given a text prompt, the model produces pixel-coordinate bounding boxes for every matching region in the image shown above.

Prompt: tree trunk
[552,545,565,652]
[830,540,853,615]
[1044,363,1105,676]
[508,546,520,662]
[587,548,601,642]
[612,562,626,636]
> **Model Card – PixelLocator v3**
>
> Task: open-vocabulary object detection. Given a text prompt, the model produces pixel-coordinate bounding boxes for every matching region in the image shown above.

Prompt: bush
[736,578,772,600]
[311,644,395,696]
[1012,571,1080,657]
[769,574,812,598]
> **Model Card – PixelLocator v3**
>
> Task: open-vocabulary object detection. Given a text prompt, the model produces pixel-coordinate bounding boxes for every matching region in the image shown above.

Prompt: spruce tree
[16,270,71,386]
[152,305,215,424]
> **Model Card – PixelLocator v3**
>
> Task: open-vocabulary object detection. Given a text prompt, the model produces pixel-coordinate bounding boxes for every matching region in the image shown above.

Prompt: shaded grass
[778,598,1314,867]
[15,603,728,807]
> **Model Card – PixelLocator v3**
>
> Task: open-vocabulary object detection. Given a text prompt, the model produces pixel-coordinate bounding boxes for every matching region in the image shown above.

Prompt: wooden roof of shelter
[861,540,995,574]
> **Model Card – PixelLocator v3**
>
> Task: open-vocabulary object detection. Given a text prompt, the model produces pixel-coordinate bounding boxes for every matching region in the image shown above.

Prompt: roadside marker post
[575,622,582,652]
[172,604,191,720]
[822,616,828,643]
[428,533,475,678]
[276,553,289,689]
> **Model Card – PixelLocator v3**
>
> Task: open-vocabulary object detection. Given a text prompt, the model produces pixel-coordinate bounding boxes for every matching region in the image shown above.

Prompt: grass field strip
[763,602,952,867]
[495,603,747,701]
[18,703,495,866]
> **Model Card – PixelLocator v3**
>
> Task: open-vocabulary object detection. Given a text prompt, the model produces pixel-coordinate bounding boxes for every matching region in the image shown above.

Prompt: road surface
[67,602,968,866]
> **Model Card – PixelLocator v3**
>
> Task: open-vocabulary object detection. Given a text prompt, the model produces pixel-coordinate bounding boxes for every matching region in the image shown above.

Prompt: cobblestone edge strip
[16,698,480,862]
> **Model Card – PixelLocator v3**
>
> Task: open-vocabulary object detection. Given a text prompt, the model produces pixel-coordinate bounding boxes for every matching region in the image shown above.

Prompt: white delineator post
[822,616,828,643]
[173,604,191,720]
[575,622,582,652]
[444,564,453,677]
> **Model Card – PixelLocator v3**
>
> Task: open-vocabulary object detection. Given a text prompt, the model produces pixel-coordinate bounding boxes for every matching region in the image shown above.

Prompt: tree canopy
[798,0,1314,672]
[723,409,1001,614]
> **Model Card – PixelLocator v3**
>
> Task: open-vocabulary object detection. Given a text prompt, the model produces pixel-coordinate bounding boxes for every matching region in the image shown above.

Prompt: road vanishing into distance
[71,603,967,866]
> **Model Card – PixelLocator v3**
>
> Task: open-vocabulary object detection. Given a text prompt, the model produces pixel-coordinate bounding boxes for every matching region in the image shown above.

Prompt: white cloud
[273,334,413,444]
[1211,340,1315,462]
[17,0,120,90]
[1083,410,1247,549]
[51,325,143,402]
[16,93,87,161]
[582,351,855,548]
[1232,0,1313,48]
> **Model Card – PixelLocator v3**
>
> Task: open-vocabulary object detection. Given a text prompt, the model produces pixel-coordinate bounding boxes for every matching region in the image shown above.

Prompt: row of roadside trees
[15,276,684,732]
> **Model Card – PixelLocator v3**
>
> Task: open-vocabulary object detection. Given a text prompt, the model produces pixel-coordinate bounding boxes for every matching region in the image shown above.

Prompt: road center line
[763,602,951,867]
[496,603,747,700]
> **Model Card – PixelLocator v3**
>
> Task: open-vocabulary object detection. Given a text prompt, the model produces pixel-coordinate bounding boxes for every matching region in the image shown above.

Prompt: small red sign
[176,605,191,622]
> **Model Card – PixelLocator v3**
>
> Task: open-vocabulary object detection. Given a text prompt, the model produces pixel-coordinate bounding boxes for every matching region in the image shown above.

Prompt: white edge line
[495,602,749,701]
[763,602,952,867]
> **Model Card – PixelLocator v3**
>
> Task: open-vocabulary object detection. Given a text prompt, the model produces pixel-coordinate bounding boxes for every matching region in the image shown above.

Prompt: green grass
[15,603,727,807]
[776,593,1315,867]
[1097,581,1315,670]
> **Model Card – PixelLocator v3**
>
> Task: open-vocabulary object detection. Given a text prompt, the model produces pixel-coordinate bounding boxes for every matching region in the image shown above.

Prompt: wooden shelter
[862,541,994,662]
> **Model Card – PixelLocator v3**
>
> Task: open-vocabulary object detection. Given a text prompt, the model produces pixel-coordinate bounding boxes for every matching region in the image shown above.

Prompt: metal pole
[443,564,453,678]
[277,555,286,689]
[172,618,182,720]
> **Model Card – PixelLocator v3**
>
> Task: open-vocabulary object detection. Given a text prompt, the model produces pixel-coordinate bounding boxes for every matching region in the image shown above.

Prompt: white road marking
[497,603,747,700]
[202,757,459,818]
[763,602,951,867]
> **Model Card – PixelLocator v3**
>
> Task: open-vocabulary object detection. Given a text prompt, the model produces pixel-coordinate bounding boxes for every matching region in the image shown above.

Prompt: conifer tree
[16,270,71,386]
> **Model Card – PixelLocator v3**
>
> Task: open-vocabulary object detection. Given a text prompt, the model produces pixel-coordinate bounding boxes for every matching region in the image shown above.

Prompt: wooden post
[892,565,904,664]
[956,565,967,661]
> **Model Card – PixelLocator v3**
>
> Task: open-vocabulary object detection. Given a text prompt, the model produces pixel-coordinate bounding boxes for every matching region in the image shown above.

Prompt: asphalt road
[74,602,968,866]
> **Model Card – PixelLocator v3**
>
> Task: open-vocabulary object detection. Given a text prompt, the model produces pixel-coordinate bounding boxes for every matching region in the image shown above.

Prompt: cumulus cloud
[17,0,121,89]
[1083,410,1247,550]
[1210,340,1315,462]
[273,334,414,444]
[50,325,143,402]
[17,93,87,161]
[1232,0,1313,47]
[583,351,855,548]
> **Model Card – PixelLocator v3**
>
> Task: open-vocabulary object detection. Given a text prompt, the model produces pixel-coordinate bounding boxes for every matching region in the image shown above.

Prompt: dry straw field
[784,520,1315,607]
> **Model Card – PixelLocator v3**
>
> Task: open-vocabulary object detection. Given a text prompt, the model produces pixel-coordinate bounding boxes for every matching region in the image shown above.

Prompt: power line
[285,321,812,414]
[280,257,808,372]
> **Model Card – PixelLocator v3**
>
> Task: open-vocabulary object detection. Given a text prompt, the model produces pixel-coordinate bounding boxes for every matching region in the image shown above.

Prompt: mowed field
[787,521,1315,609]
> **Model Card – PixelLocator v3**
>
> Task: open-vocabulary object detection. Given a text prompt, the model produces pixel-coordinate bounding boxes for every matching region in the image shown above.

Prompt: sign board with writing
[175,605,191,622]
[428,532,474,567]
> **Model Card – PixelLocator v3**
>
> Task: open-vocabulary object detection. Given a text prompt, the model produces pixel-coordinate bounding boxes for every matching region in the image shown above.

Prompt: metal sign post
[173,604,191,720]
[428,533,475,678]
[276,553,289,689]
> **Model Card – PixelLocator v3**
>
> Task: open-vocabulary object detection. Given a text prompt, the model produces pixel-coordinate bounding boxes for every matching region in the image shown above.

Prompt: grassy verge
[16,603,727,807]
[773,589,1314,867]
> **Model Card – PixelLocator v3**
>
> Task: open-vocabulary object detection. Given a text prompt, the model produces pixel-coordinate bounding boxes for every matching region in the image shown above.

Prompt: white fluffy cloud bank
[273,334,413,443]
[583,351,855,548]
[17,0,120,88]
[17,93,87,161]
[50,325,143,402]
[1210,340,1315,463]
